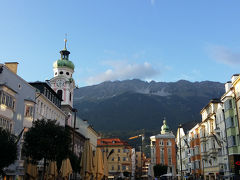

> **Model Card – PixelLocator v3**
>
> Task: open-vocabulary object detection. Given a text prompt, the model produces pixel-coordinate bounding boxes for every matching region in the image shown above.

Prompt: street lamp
[129,133,144,179]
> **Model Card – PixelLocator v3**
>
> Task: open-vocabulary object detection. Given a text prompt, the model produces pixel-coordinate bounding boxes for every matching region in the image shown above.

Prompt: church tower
[49,38,75,126]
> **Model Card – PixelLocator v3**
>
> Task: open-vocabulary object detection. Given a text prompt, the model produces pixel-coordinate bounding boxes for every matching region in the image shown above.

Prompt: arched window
[57,90,63,100]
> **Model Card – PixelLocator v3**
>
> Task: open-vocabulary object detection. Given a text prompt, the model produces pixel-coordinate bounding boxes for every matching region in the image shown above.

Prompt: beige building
[97,138,133,179]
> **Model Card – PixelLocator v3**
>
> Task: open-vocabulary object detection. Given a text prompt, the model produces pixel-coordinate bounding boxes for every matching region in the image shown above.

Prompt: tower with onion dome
[49,38,75,126]
[150,118,176,176]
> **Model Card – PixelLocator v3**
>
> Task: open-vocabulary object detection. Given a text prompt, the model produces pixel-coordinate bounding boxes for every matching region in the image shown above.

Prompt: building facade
[150,119,177,176]
[222,76,240,178]
[97,138,133,179]
[176,125,191,178]
[0,63,36,180]
[189,124,202,178]
[30,82,66,126]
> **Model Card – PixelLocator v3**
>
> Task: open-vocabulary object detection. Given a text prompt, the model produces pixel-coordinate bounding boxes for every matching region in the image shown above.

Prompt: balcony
[208,148,218,155]
[201,152,208,158]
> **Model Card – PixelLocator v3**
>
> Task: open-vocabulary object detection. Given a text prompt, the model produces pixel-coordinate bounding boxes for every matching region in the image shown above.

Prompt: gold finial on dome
[64,33,67,50]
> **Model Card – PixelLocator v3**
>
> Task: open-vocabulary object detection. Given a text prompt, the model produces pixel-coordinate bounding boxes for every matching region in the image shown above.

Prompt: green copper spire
[161,117,170,134]
[53,38,75,70]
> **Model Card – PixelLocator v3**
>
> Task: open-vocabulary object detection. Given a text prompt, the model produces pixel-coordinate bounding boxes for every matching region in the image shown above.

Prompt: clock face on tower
[56,79,65,88]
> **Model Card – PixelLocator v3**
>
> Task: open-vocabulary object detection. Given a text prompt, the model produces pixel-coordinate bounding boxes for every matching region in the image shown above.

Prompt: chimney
[231,74,239,84]
[5,62,19,74]
[225,81,232,93]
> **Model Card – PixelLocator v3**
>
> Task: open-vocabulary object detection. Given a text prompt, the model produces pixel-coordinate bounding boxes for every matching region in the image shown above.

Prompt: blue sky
[1,0,240,87]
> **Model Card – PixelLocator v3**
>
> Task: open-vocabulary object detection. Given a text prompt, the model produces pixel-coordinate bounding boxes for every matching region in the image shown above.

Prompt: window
[228,136,236,147]
[123,149,129,153]
[112,157,114,161]
[160,148,164,164]
[0,117,13,132]
[195,146,199,155]
[226,117,234,128]
[69,92,72,102]
[118,165,120,170]
[118,157,120,161]
[55,72,57,75]
[224,99,233,110]
[201,143,206,153]
[168,148,172,165]
[118,149,120,153]
[60,71,63,74]
[66,72,69,75]
[0,91,15,109]
[112,165,114,170]
[123,157,126,161]
[122,165,126,170]
[25,105,34,117]
[168,140,172,146]
[160,140,164,146]
[57,90,63,99]
[229,100,232,109]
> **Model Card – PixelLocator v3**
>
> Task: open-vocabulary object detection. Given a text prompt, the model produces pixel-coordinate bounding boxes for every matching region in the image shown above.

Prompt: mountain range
[73,79,225,137]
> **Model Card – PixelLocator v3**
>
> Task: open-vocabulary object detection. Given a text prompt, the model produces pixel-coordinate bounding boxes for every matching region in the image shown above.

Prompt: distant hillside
[73,79,225,134]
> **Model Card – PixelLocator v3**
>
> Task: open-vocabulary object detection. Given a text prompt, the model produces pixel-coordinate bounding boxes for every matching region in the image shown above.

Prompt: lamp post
[128,133,144,179]
[179,124,183,180]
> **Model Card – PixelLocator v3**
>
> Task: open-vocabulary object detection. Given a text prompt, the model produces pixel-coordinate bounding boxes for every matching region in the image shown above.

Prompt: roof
[29,81,62,101]
[53,59,75,70]
[181,120,199,133]
[200,98,222,114]
[97,138,131,147]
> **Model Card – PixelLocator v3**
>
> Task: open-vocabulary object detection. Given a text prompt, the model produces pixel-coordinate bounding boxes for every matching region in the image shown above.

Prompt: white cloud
[208,45,240,66]
[86,61,160,85]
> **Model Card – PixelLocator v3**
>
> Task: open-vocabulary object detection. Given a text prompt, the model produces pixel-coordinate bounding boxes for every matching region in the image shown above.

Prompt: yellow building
[97,138,133,179]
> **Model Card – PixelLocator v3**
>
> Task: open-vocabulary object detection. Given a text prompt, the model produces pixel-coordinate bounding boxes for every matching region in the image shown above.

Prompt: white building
[176,125,191,177]
[30,82,67,126]
[0,62,36,180]
[215,101,230,177]
[49,39,75,127]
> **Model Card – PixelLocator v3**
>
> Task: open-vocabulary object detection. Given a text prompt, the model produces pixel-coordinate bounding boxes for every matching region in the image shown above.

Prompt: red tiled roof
[97,138,130,146]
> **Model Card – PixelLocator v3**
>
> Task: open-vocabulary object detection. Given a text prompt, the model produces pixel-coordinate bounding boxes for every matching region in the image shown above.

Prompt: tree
[0,128,17,176]
[23,119,72,178]
[153,164,168,177]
